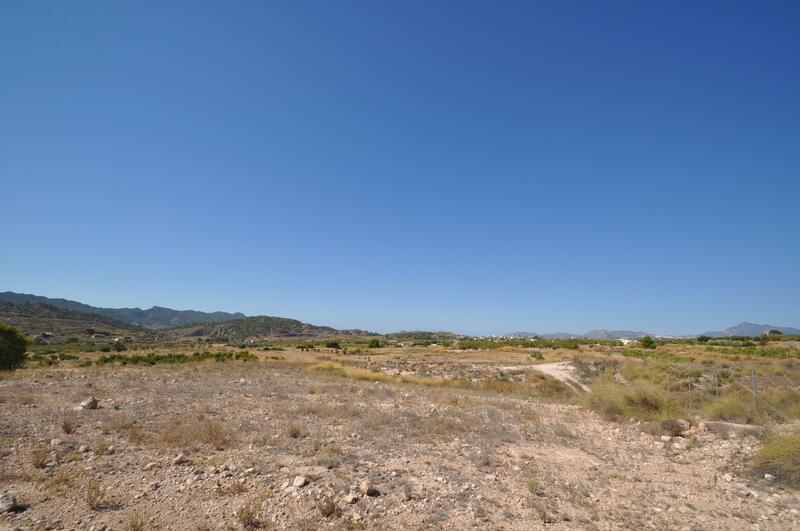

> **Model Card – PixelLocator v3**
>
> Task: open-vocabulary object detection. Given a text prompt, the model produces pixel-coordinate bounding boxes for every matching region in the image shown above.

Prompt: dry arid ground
[1,346,800,530]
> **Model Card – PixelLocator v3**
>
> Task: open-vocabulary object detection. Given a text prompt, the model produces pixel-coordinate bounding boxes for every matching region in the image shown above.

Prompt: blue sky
[2,1,799,335]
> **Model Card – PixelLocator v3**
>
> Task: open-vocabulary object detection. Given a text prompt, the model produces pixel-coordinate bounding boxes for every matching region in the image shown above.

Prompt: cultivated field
[1,340,800,529]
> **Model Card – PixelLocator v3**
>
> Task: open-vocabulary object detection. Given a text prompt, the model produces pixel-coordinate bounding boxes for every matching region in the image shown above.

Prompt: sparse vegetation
[753,429,800,484]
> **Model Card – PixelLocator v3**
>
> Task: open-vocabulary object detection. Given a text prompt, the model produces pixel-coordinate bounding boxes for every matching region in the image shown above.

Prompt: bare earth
[1,350,799,530]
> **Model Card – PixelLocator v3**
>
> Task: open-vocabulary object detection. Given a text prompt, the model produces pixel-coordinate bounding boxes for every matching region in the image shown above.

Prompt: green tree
[325,341,341,349]
[767,329,783,336]
[639,335,656,349]
[0,323,29,370]
[368,339,382,348]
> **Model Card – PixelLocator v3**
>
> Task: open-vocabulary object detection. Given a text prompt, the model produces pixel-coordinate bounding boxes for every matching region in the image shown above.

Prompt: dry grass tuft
[124,514,146,531]
[86,480,108,510]
[236,499,261,529]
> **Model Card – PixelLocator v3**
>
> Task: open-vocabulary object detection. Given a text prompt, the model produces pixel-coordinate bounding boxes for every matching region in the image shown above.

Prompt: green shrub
[325,341,341,349]
[639,336,656,349]
[368,339,382,348]
[0,323,29,370]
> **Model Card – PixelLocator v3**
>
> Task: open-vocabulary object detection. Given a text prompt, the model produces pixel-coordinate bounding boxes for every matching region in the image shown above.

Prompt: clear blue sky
[2,1,798,336]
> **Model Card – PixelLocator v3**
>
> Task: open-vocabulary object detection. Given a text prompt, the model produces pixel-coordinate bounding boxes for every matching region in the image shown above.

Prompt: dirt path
[501,361,591,392]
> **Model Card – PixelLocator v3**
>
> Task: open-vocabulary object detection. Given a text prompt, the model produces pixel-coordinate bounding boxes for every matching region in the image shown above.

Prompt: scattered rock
[144,462,157,471]
[293,476,308,488]
[80,397,99,410]
[0,492,18,513]
[764,473,775,481]
[345,492,359,504]
[173,453,189,465]
[359,479,378,497]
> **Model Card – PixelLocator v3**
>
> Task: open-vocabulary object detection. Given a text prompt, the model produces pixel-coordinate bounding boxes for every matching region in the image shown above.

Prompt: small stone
[359,479,378,496]
[78,445,90,453]
[50,438,63,447]
[293,476,308,488]
[345,492,359,504]
[144,462,157,471]
[0,492,18,512]
[764,473,775,481]
[221,470,233,478]
[722,473,733,482]
[173,453,189,465]
[80,397,99,410]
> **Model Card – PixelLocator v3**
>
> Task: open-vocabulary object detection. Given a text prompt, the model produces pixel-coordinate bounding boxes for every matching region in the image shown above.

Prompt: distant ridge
[0,291,245,329]
[701,322,800,337]
[172,316,374,340]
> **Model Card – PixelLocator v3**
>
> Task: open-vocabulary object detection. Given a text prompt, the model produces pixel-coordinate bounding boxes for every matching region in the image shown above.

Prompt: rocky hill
[0,291,245,329]
[172,316,372,340]
[702,322,800,337]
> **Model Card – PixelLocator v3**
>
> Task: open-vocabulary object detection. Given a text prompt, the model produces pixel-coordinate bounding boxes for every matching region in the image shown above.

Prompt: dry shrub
[286,422,304,439]
[60,417,77,434]
[125,514,146,531]
[162,416,232,449]
[31,448,49,469]
[584,380,681,421]
[86,480,108,510]
[317,496,340,518]
[753,429,800,484]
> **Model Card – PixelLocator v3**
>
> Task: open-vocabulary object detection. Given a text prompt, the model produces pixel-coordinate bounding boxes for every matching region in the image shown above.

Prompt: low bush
[753,430,800,484]
[584,380,682,421]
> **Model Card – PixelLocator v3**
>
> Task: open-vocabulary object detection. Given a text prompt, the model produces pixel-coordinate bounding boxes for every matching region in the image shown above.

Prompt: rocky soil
[1,354,798,530]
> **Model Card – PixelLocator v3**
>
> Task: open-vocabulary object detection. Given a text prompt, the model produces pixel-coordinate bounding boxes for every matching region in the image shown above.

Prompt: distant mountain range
[507,323,799,339]
[0,292,245,329]
[700,322,800,337]
[0,291,372,340]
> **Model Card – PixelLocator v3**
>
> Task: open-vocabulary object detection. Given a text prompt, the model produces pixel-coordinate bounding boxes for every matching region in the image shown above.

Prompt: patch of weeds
[752,429,800,484]
[162,416,232,449]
